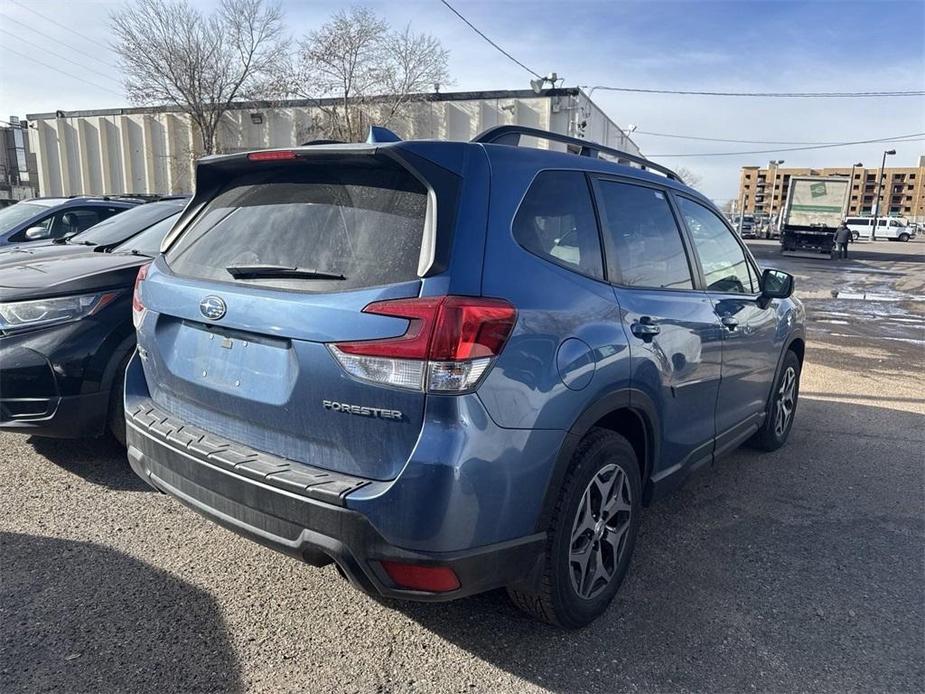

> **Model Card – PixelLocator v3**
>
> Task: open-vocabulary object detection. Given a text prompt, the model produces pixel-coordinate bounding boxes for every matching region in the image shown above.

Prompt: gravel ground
[1,240,922,693]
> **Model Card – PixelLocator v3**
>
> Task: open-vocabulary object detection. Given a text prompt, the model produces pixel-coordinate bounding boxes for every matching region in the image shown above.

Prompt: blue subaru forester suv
[126,126,804,627]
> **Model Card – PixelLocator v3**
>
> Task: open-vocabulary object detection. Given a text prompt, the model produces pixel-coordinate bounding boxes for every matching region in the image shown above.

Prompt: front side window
[677,197,755,294]
[57,208,108,236]
[513,171,604,280]
[595,180,693,290]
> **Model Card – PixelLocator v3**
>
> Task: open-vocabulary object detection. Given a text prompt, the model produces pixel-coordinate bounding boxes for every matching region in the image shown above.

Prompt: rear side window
[166,161,428,292]
[595,181,693,290]
[513,171,604,280]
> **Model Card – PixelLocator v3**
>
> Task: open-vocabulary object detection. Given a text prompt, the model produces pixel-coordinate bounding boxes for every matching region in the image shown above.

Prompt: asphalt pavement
[1,239,922,693]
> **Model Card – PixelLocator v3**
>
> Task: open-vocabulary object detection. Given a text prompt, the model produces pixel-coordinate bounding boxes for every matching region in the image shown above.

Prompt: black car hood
[0,243,98,268]
[0,251,150,302]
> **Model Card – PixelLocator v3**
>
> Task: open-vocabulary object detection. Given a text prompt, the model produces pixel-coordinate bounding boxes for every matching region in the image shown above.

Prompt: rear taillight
[132,263,150,329]
[330,296,516,393]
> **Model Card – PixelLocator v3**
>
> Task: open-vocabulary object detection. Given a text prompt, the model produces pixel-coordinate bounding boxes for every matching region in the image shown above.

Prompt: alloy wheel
[774,366,797,438]
[569,464,633,600]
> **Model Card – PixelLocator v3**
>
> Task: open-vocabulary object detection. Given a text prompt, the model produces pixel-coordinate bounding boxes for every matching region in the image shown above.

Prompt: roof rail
[471,125,683,183]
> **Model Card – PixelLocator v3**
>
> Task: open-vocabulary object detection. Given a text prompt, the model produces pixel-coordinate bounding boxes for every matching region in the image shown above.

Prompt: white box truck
[780,176,851,257]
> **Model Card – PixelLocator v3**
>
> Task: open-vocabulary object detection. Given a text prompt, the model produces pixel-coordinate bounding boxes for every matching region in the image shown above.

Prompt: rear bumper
[780,231,834,252]
[126,397,546,601]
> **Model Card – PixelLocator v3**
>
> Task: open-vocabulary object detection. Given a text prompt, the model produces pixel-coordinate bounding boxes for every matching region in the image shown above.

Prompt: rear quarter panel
[476,148,632,432]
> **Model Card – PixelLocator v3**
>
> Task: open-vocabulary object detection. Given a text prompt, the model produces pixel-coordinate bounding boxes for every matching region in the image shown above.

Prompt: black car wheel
[749,349,801,451]
[508,428,641,628]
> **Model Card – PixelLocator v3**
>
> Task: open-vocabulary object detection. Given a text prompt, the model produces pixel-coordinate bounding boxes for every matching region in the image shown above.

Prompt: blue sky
[1,0,923,201]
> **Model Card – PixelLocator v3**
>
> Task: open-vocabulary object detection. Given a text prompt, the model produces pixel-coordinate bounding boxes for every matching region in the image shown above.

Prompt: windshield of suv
[0,202,48,233]
[112,212,179,256]
[166,161,428,292]
[70,201,185,246]
[113,212,181,256]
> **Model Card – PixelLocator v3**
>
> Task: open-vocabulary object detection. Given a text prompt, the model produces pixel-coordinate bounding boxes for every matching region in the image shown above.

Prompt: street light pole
[871,149,896,240]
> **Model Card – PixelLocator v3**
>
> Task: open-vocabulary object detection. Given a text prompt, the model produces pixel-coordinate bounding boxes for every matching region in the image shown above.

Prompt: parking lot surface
[1,240,922,693]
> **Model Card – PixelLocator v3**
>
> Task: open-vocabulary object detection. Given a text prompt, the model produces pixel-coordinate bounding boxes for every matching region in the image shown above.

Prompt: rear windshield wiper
[225,264,346,281]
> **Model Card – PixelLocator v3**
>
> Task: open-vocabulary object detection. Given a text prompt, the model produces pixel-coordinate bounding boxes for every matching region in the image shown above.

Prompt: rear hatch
[136,149,459,481]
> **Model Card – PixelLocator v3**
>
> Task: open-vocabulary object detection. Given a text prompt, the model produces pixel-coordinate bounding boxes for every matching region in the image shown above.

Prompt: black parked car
[0,204,182,444]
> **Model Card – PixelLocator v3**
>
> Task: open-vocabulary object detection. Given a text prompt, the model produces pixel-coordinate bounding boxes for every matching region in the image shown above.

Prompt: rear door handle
[631,319,660,341]
[721,316,739,330]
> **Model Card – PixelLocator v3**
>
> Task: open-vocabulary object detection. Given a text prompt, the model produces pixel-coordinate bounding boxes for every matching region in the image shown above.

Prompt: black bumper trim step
[127,398,370,507]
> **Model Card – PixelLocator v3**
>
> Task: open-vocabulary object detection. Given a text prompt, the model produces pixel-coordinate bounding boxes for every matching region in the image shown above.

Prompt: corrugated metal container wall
[25,89,640,197]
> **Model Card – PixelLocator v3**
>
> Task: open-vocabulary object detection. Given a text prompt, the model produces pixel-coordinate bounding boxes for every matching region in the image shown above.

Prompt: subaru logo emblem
[199,295,226,320]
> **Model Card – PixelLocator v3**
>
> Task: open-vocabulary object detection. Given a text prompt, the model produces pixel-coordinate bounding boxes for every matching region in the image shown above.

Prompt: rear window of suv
[166,160,429,292]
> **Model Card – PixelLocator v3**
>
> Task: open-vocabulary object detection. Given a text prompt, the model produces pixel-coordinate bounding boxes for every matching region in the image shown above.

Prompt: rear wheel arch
[536,389,660,533]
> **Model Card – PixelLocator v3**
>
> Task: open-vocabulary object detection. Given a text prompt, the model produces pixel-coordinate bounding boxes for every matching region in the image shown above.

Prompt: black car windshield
[0,202,49,233]
[71,200,186,246]
[113,212,180,256]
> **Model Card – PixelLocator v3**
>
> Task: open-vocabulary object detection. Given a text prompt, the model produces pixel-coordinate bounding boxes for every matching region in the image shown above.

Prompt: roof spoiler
[366,126,402,144]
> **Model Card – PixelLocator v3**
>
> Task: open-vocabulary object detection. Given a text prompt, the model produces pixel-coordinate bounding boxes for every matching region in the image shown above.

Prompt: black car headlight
[0,291,120,332]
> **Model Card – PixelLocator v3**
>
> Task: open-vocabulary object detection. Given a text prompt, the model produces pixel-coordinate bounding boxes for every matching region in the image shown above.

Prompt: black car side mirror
[760,268,794,304]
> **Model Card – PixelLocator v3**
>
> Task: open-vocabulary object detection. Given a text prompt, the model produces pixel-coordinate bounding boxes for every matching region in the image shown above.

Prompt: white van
[844,216,915,242]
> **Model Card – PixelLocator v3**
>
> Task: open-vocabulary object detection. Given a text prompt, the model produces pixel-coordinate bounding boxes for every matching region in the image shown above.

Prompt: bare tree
[293,7,449,142]
[111,0,289,155]
[674,167,702,188]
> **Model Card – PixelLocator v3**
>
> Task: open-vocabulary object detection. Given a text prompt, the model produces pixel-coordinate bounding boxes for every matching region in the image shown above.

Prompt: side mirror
[24,226,48,240]
[761,268,794,301]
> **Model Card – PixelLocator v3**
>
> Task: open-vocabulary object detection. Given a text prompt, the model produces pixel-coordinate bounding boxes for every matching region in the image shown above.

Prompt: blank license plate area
[161,320,295,404]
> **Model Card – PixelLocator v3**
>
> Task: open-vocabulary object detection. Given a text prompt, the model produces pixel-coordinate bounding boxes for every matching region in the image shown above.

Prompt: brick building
[737,156,925,223]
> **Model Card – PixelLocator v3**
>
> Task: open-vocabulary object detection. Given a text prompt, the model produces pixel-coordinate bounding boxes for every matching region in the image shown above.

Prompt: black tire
[851,230,859,241]
[898,233,910,242]
[507,428,642,628]
[749,349,801,452]
[107,354,131,447]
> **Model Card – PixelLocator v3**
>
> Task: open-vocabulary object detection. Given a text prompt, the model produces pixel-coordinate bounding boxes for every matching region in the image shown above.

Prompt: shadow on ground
[29,435,151,493]
[397,399,925,693]
[0,532,242,694]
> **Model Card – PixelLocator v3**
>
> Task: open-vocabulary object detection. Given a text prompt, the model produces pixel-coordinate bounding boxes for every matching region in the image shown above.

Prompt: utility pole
[871,149,896,240]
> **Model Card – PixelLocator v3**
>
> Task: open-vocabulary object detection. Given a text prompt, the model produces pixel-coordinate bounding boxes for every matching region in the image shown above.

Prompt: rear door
[137,154,446,481]
[673,195,778,453]
[592,177,724,477]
